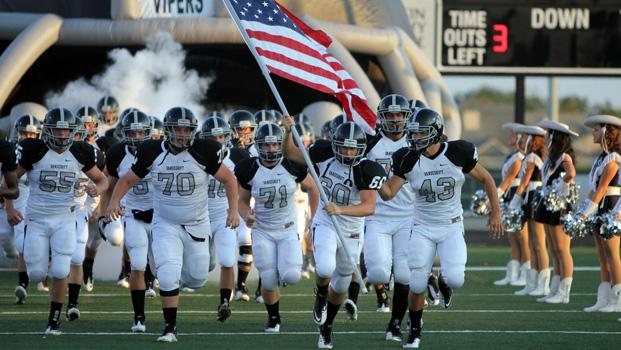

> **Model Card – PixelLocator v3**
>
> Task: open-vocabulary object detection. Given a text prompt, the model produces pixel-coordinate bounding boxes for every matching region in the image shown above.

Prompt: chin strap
[602,126,608,154]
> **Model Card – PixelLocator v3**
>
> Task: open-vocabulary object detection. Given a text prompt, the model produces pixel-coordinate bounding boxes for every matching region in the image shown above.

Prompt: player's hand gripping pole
[223,0,368,293]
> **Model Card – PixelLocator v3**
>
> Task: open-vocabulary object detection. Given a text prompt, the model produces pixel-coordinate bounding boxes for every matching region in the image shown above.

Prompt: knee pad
[238,245,253,264]
[28,269,47,283]
[280,268,301,286]
[409,268,429,294]
[2,236,17,259]
[315,258,335,279]
[128,249,148,271]
[393,262,411,285]
[158,265,180,291]
[441,269,465,289]
[49,255,71,279]
[366,267,391,285]
[70,242,86,266]
[260,269,279,291]
[330,274,352,294]
[181,257,209,289]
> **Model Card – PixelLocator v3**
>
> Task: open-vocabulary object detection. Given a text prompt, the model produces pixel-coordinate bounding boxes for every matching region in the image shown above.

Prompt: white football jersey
[235,157,307,232]
[365,132,414,220]
[501,151,524,181]
[392,141,478,226]
[207,148,249,222]
[309,141,387,235]
[131,139,223,225]
[17,138,97,217]
[107,143,153,212]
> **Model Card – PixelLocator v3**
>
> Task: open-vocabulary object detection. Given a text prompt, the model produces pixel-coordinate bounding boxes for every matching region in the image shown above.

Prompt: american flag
[227,0,377,135]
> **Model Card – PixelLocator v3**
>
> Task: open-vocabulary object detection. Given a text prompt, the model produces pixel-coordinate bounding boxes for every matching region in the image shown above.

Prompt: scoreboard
[437,0,621,75]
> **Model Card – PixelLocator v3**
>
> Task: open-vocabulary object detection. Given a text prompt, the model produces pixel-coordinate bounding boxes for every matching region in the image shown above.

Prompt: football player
[100,109,154,331]
[97,96,120,136]
[16,108,107,335]
[282,117,387,349]
[150,116,165,140]
[228,110,259,301]
[65,114,106,321]
[236,123,318,332]
[3,115,40,304]
[0,139,19,200]
[378,108,502,348]
[200,115,249,321]
[107,106,239,342]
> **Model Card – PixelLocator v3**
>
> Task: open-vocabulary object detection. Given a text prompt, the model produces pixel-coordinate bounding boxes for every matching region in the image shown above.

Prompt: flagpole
[222,0,368,294]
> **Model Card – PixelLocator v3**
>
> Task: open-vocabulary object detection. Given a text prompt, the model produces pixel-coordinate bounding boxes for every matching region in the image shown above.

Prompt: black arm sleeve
[190,139,224,175]
[229,147,251,165]
[105,143,126,178]
[354,159,388,190]
[445,140,478,173]
[70,141,97,172]
[95,149,106,171]
[282,158,308,183]
[234,157,260,191]
[0,140,17,172]
[17,138,48,171]
[308,140,333,164]
[391,147,418,179]
[131,140,164,179]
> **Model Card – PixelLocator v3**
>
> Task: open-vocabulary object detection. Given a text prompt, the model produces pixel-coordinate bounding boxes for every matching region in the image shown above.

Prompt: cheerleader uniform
[501,151,525,203]
[590,152,621,216]
[534,154,569,225]
[520,152,544,219]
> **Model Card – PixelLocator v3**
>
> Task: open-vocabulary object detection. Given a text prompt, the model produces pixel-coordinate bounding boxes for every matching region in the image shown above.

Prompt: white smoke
[45,31,212,119]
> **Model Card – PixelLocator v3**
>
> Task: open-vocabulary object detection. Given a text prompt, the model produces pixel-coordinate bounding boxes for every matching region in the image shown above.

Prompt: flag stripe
[254,47,343,83]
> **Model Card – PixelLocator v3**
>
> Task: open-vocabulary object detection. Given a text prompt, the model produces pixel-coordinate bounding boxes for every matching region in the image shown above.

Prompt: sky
[444,76,621,108]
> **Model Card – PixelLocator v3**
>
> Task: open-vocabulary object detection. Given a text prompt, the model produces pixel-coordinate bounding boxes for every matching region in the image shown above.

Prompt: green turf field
[1,246,619,349]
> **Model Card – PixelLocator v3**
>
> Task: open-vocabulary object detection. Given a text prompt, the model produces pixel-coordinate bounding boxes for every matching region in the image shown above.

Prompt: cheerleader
[509,125,548,296]
[494,123,530,287]
[534,121,578,303]
[582,115,621,312]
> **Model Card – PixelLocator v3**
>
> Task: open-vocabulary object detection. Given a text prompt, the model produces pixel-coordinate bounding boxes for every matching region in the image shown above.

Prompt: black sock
[237,268,249,289]
[256,278,262,294]
[408,309,423,331]
[48,301,62,325]
[68,283,81,306]
[220,288,232,304]
[163,307,177,328]
[123,259,131,276]
[316,284,328,297]
[131,289,146,322]
[325,301,341,326]
[390,283,409,325]
[376,285,388,304]
[348,281,360,304]
[144,264,154,287]
[265,301,280,320]
[18,271,29,289]
[83,258,94,279]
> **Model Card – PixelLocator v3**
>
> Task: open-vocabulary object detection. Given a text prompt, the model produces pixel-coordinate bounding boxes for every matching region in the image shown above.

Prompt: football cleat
[66,305,80,321]
[385,322,402,342]
[37,281,50,292]
[15,285,27,305]
[343,299,358,321]
[317,324,333,349]
[45,324,62,336]
[264,316,281,333]
[83,277,94,292]
[255,290,265,304]
[376,301,391,313]
[403,325,421,349]
[217,301,232,322]
[234,287,250,302]
[145,288,157,298]
[313,289,328,325]
[117,277,130,289]
[301,270,311,279]
[131,320,146,333]
[438,274,453,309]
[157,324,178,343]
[427,274,440,306]
[181,286,195,293]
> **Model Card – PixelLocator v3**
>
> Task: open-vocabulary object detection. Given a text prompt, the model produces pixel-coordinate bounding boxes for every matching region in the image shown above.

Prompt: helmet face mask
[200,116,232,148]
[43,108,78,150]
[121,110,151,149]
[229,110,257,149]
[331,122,366,166]
[163,107,197,150]
[406,108,444,152]
[255,123,283,162]
[378,94,412,134]
[149,116,165,140]
[13,115,41,142]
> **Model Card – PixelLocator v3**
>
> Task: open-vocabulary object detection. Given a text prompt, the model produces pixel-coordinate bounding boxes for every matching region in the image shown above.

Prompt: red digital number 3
[492,24,508,53]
